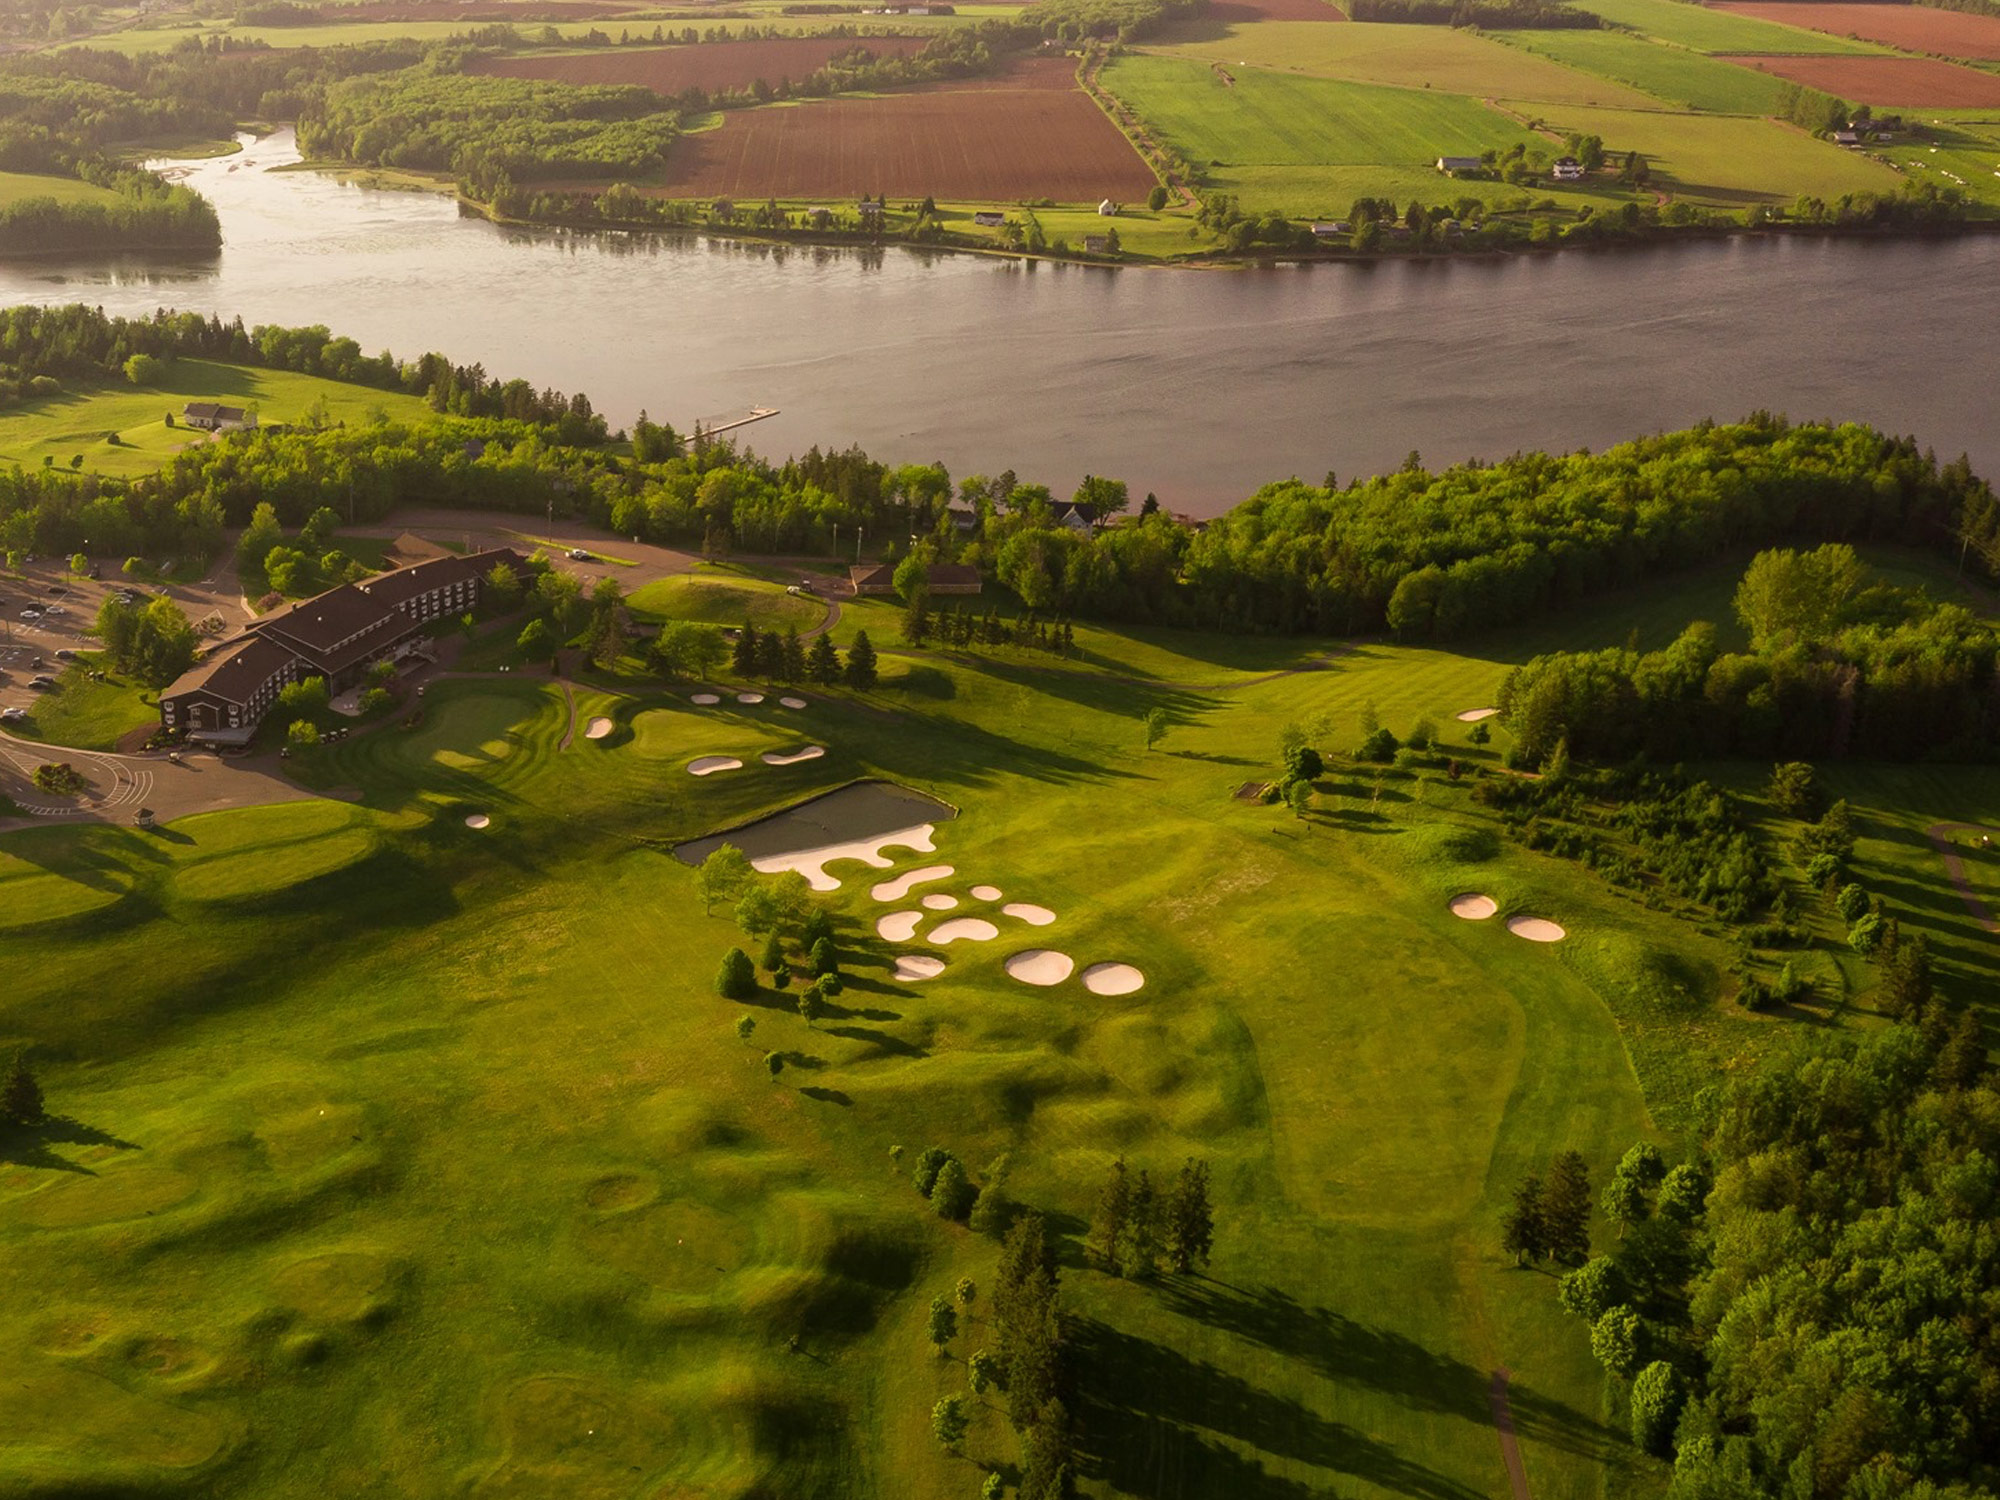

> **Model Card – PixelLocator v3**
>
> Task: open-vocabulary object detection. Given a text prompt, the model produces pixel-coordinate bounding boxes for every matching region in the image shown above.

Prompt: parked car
[567,548,591,561]
[0,706,24,721]
[54,649,75,660]
[43,605,64,616]
[28,675,57,689]
[45,584,64,595]
[19,607,41,620]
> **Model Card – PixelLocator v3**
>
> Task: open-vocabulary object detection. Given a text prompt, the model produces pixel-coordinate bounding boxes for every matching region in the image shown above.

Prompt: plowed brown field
[658,59,1157,201]
[1716,3,2000,61]
[1719,51,2000,105]
[471,35,933,95]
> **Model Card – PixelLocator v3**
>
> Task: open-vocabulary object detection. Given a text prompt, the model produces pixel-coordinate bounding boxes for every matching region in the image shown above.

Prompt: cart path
[1489,1368,1533,1500]
[555,680,579,751]
[1927,822,2000,933]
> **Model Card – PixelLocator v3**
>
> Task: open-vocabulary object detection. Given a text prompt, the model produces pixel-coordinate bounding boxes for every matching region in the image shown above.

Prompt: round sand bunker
[780,696,807,709]
[1082,962,1144,996]
[464,813,490,829]
[1507,915,1567,943]
[736,692,765,705]
[877,910,924,942]
[688,756,743,776]
[930,917,999,944]
[1003,902,1056,927]
[970,884,1003,901]
[894,954,946,982]
[1456,707,1500,723]
[690,693,720,705]
[584,717,614,740]
[921,892,958,911]
[1005,949,1075,986]
[1449,893,1498,921]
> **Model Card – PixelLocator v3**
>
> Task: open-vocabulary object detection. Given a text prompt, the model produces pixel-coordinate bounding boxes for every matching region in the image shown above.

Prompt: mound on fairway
[584,718,613,740]
[1081,961,1146,995]
[1507,915,1568,942]
[1004,949,1075,986]
[1449,893,1498,919]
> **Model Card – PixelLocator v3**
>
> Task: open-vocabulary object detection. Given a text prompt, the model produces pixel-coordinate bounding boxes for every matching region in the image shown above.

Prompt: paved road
[0,729,314,832]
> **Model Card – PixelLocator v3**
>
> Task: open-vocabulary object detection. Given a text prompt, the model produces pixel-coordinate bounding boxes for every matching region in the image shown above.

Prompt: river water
[2,129,1995,514]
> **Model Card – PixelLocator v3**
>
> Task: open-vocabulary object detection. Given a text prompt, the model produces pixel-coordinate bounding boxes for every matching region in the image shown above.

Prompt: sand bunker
[871,864,954,902]
[691,692,720,705]
[1449,893,1498,921]
[584,717,614,740]
[1507,915,1567,943]
[752,825,938,892]
[1003,903,1056,927]
[465,813,490,829]
[761,745,825,766]
[737,692,765,704]
[780,696,807,709]
[970,884,1003,901]
[1456,707,1500,722]
[894,954,946,981]
[688,756,744,776]
[921,893,958,911]
[1082,962,1145,996]
[930,917,999,944]
[1005,949,1075,986]
[877,910,924,942]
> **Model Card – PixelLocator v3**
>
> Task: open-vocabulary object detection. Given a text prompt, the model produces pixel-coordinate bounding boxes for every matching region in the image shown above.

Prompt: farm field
[659,59,1157,204]
[1495,29,1786,114]
[470,35,936,96]
[1205,0,1350,20]
[1496,99,1904,202]
[1562,0,1885,53]
[0,359,435,479]
[0,171,124,209]
[1720,51,2000,107]
[1716,1,2000,61]
[1151,19,1657,107]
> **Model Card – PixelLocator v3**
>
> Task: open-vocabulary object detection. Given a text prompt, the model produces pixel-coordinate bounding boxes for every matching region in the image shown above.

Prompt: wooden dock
[699,407,780,436]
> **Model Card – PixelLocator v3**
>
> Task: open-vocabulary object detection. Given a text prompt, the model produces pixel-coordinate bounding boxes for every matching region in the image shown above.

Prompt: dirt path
[1488,1368,1533,1500]
[555,679,579,751]
[1926,822,2000,933]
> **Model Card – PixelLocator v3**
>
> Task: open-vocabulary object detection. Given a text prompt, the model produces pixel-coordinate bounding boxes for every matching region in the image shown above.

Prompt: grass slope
[1496,29,1787,114]
[627,565,825,634]
[0,171,124,209]
[0,358,436,478]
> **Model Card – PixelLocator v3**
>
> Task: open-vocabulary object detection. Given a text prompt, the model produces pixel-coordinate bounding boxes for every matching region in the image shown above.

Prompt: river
[3,129,1996,514]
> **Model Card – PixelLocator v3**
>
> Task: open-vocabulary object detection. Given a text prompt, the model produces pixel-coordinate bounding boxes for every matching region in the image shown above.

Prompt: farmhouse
[1553,156,1585,182]
[1084,235,1113,254]
[972,211,1006,228]
[1435,156,1484,176]
[1050,500,1100,535]
[1832,129,1861,146]
[159,548,526,745]
[1097,199,1118,216]
[182,402,256,432]
[1310,221,1351,239]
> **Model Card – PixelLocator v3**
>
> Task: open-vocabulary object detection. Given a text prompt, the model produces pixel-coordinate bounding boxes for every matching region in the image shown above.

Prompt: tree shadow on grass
[0,1114,140,1174]
[1071,1317,1487,1500]
[821,1023,926,1059]
[799,1085,852,1106]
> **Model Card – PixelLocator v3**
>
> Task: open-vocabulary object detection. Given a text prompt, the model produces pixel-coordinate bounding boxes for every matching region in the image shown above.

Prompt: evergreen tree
[1543,1150,1593,1265]
[913,1146,955,1198]
[1119,1168,1161,1278]
[780,626,805,681]
[932,1157,975,1220]
[844,630,879,690]
[1019,1398,1074,1500]
[755,627,785,680]
[732,620,759,675]
[797,982,824,1028]
[1089,1158,1129,1269]
[968,1152,1014,1237]
[994,1214,1063,1431]
[800,906,835,950]
[1878,932,1932,1020]
[1629,1361,1685,1456]
[806,632,841,686]
[810,935,839,976]
[1502,1170,1548,1265]
[1,1052,45,1126]
[1165,1158,1214,1273]
[903,596,931,646]
[715,946,756,999]
[758,930,785,974]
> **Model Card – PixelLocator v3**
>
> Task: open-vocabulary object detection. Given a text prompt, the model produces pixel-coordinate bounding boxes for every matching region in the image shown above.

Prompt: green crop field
[1570,0,1886,54]
[1496,30,1787,114]
[1498,100,1906,202]
[3,542,1987,1497]
[0,170,124,209]
[1152,19,1658,108]
[0,359,436,479]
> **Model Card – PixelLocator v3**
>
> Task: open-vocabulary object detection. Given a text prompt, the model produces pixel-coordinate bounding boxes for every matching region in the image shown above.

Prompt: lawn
[1496,29,1787,114]
[1496,100,1906,203]
[1148,19,1658,108]
[1569,0,1887,54]
[2,655,156,752]
[0,553,1988,1499]
[0,359,436,479]
[0,170,124,210]
[627,566,828,634]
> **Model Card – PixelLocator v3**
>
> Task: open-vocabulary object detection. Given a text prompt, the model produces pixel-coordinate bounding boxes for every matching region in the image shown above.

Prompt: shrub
[809,935,839,976]
[358,687,394,715]
[123,353,165,384]
[1805,852,1842,887]
[715,946,756,998]
[1847,913,1884,955]
[1358,727,1399,761]
[1147,184,1168,211]
[1767,761,1823,818]
[932,1157,976,1220]
[1283,744,1323,782]
[912,1146,956,1198]
[1835,883,1869,923]
[286,719,321,748]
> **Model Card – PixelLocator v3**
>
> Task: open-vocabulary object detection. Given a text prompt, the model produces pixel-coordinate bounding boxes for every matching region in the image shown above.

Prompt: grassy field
[627,567,827,634]
[1151,19,1658,108]
[1496,100,1906,203]
[1565,0,1887,54]
[1496,30,1787,114]
[2,654,157,752]
[0,359,436,479]
[0,170,124,209]
[3,542,1987,1498]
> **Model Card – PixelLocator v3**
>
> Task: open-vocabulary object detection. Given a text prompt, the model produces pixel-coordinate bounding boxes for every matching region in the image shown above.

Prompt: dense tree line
[1347,0,1602,24]
[1774,79,1851,136]
[1029,0,1205,42]
[0,175,219,255]
[1497,546,2000,764]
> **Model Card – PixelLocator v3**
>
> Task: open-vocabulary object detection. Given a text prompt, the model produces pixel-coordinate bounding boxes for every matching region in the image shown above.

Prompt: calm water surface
[3,130,1995,514]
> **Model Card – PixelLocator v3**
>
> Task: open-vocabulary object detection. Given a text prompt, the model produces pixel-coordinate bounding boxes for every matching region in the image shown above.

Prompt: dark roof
[359,552,478,610]
[160,634,296,707]
[255,584,396,654]
[1051,500,1099,525]
[850,563,896,587]
[927,563,980,588]
[183,402,247,421]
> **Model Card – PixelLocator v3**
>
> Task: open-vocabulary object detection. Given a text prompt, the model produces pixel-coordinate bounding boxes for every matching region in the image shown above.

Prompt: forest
[1345,0,1603,27]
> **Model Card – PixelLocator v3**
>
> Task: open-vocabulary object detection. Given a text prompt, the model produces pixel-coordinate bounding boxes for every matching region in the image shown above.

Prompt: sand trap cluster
[930,917,1000,944]
[1449,893,1499,921]
[737,692,764,705]
[1456,707,1500,723]
[584,717,614,740]
[690,692,720,705]
[921,893,958,911]
[871,864,954,902]
[877,910,925,942]
[760,745,825,766]
[780,696,808,709]
[464,813,491,829]
[753,825,938,892]
[1082,962,1145,996]
[893,955,946,981]
[1507,916,1567,943]
[1002,902,1056,927]
[688,756,743,776]
[1005,949,1075,986]
[970,884,1003,901]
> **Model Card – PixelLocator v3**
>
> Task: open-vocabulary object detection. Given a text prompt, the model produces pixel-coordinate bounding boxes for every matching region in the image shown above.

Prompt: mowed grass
[1498,100,1906,202]
[1148,19,1658,107]
[1573,0,1887,54]
[2,556,1987,1499]
[0,359,435,479]
[627,566,825,634]
[3,655,157,753]
[0,171,124,209]
[1497,29,1787,114]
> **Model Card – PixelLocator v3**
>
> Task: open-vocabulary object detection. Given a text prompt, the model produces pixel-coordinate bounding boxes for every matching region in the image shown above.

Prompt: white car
[18,608,41,620]
[0,707,24,722]
[567,548,591,561]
